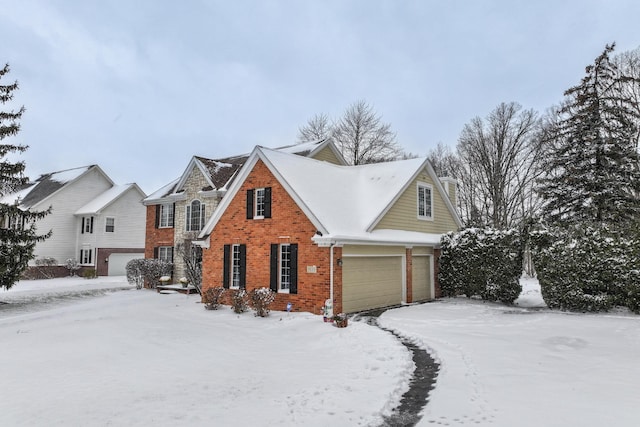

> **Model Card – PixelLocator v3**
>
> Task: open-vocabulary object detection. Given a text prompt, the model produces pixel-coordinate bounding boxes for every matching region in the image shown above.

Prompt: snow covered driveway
[378,280,640,426]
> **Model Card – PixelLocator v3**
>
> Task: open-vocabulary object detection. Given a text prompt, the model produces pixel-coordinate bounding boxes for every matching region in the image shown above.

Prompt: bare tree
[333,100,401,165]
[427,142,460,177]
[297,113,331,143]
[175,232,202,294]
[297,100,402,165]
[456,102,544,229]
[614,46,640,149]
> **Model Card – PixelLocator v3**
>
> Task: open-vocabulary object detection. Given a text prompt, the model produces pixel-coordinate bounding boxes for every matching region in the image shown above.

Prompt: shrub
[65,258,81,276]
[230,289,248,314]
[82,268,96,279]
[125,258,173,289]
[439,228,523,304]
[248,287,276,317]
[531,226,640,312]
[202,287,225,310]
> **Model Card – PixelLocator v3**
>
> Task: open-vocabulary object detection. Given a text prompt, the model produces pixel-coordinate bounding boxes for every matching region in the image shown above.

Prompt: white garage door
[412,255,432,302]
[108,253,144,276]
[342,256,404,313]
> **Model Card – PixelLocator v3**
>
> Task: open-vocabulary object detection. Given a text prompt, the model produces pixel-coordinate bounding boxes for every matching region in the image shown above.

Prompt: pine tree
[0,64,49,290]
[538,44,640,228]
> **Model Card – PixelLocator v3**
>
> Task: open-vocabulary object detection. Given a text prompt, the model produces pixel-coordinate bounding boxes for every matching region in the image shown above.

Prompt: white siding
[89,187,146,250]
[29,168,113,264]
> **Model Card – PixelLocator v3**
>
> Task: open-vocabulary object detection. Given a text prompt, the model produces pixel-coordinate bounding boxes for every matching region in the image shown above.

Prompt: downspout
[329,242,335,304]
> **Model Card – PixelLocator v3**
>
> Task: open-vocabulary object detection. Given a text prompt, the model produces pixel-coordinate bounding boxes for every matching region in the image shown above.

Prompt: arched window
[186,200,205,231]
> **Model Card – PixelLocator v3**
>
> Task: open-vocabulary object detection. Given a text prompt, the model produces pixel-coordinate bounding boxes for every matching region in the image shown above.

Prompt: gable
[373,170,458,233]
[309,145,344,165]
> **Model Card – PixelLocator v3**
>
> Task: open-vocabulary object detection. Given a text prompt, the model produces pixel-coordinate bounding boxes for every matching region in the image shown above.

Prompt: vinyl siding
[342,245,406,257]
[310,146,343,165]
[373,170,458,233]
[29,168,113,264]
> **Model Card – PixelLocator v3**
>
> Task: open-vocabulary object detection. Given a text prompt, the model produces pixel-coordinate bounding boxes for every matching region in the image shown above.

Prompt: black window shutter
[81,217,85,234]
[153,247,158,259]
[89,249,93,264]
[201,204,206,230]
[171,204,175,227]
[239,244,247,289]
[264,187,272,219]
[90,217,94,233]
[290,244,298,294]
[170,247,174,262]
[155,205,160,228]
[223,244,230,289]
[270,244,278,292]
[79,250,82,263]
[246,189,254,219]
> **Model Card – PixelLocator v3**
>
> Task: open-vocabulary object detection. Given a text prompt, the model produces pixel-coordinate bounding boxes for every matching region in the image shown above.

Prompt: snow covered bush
[439,228,523,304]
[125,258,173,289]
[82,268,96,279]
[248,287,276,317]
[531,226,640,312]
[34,257,58,279]
[65,258,81,276]
[202,287,225,310]
[230,289,248,314]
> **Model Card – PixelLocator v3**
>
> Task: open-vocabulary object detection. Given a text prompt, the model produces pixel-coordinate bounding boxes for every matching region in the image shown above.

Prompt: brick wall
[202,159,332,314]
[144,205,174,260]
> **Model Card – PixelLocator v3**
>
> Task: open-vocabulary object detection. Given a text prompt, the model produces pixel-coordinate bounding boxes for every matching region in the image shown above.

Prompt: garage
[342,256,404,313]
[107,253,144,276]
[412,255,433,302]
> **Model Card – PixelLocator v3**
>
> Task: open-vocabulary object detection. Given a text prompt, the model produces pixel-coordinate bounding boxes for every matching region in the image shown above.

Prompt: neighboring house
[0,165,146,277]
[143,138,345,281]
[196,146,462,314]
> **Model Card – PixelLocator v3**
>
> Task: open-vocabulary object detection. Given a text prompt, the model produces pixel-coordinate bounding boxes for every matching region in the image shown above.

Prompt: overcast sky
[1,0,639,194]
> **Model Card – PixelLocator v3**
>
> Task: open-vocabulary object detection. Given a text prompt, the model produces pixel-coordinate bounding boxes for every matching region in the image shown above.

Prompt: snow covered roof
[0,183,37,208]
[200,147,461,246]
[144,138,344,204]
[75,184,144,215]
[143,178,180,204]
[18,166,103,209]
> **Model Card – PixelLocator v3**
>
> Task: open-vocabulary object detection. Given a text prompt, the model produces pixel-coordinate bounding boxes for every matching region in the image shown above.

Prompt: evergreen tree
[0,64,49,290]
[538,44,640,228]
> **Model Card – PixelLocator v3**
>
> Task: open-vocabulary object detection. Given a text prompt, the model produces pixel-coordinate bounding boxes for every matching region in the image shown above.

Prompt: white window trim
[80,248,93,265]
[158,246,173,263]
[186,200,205,232]
[254,188,265,219]
[417,182,434,221]
[159,203,173,228]
[231,244,241,289]
[105,217,115,233]
[279,243,291,294]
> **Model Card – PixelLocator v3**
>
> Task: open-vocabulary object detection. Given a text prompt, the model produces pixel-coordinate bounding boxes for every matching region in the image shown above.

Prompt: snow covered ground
[379,278,640,426]
[0,277,410,426]
[1,277,639,426]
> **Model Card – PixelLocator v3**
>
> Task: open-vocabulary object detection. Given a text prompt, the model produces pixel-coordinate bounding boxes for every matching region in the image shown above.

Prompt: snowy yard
[1,277,639,426]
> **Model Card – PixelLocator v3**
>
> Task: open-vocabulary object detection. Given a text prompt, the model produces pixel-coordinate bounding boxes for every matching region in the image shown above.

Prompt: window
[223,244,246,289]
[156,246,173,263]
[417,183,433,220]
[270,243,298,294]
[246,187,271,219]
[186,200,205,232]
[80,248,93,265]
[279,244,291,292]
[105,217,115,233]
[81,216,94,234]
[231,244,242,289]
[255,188,265,218]
[157,203,174,228]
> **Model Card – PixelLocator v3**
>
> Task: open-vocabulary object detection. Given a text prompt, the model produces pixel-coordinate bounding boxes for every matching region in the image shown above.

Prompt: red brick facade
[144,205,174,259]
[202,160,335,314]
